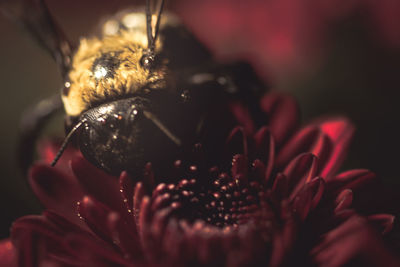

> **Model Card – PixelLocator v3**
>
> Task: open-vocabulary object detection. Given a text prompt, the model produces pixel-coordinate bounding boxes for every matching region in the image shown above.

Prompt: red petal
[309,133,332,169]
[228,101,256,135]
[150,208,176,243]
[119,171,134,213]
[316,117,355,179]
[327,169,377,195]
[151,193,173,212]
[226,126,249,159]
[133,182,146,228]
[335,189,353,213]
[284,153,319,197]
[12,229,35,267]
[29,164,85,227]
[333,209,358,222]
[0,239,16,267]
[368,214,395,235]
[309,177,326,210]
[43,211,89,235]
[71,156,128,217]
[259,93,299,146]
[253,126,275,181]
[271,173,289,200]
[312,215,400,266]
[138,197,152,249]
[139,196,152,229]
[77,196,142,259]
[12,214,90,243]
[276,125,320,168]
[11,212,129,266]
[11,214,93,266]
[63,233,129,266]
[107,211,142,260]
[77,196,119,245]
[143,162,156,188]
[291,177,325,220]
[12,215,57,239]
[292,190,312,221]
[277,117,354,180]
[161,219,184,263]
[270,217,297,266]
[270,232,285,267]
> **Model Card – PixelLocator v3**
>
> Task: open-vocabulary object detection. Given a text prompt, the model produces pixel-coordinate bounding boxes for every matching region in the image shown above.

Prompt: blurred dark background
[0,0,399,241]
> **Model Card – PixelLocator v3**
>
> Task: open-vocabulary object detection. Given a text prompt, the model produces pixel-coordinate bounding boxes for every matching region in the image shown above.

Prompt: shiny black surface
[78,96,176,175]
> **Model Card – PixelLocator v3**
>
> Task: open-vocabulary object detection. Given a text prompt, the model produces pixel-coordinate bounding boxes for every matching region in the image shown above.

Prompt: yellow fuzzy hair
[62,13,175,117]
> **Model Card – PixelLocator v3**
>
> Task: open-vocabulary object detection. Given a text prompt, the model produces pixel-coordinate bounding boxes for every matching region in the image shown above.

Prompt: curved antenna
[145,0,165,54]
[51,118,86,166]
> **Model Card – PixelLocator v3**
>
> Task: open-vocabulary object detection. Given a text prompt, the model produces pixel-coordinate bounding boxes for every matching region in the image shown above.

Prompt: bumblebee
[7,0,265,175]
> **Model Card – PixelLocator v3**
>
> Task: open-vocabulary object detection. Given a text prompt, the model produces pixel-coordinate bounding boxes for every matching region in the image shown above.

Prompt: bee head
[62,0,168,118]
[51,0,198,175]
[73,93,190,174]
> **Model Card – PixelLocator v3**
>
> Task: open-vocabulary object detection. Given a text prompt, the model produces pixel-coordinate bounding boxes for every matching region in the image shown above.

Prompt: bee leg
[18,94,63,174]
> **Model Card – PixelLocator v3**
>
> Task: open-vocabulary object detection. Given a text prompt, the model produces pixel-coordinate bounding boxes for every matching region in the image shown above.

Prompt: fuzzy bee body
[64,11,175,117]
[8,0,265,176]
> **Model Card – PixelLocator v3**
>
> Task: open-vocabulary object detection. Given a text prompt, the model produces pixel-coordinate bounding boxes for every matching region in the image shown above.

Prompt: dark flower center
[151,159,274,229]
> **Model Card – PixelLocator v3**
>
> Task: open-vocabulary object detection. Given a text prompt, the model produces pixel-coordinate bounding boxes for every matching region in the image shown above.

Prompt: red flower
[1,93,398,266]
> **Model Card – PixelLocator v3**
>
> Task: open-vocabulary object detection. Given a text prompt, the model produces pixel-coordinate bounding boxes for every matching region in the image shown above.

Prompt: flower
[1,93,398,266]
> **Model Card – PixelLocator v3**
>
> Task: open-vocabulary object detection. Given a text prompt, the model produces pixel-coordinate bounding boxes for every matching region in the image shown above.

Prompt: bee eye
[140,54,154,70]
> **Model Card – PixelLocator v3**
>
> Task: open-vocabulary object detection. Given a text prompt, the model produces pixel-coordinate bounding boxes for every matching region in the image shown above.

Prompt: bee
[6,0,266,176]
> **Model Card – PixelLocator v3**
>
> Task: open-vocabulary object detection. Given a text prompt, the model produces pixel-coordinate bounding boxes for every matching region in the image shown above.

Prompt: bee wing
[1,0,73,77]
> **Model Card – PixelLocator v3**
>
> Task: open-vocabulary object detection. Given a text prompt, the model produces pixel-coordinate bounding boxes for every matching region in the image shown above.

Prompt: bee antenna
[51,119,86,167]
[145,0,165,53]
[143,110,182,146]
